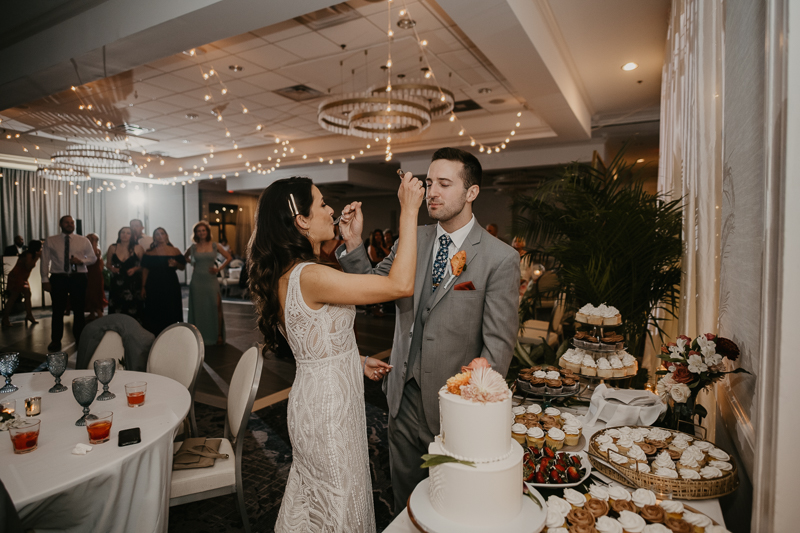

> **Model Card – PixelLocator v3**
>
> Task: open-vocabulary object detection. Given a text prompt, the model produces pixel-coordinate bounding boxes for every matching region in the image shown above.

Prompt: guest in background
[486,223,499,238]
[41,215,97,351]
[84,233,107,321]
[383,228,395,249]
[141,228,186,335]
[130,218,153,251]
[319,224,343,265]
[367,228,388,266]
[185,221,231,345]
[218,237,233,259]
[3,235,25,256]
[512,236,533,299]
[1,240,42,328]
[107,227,145,322]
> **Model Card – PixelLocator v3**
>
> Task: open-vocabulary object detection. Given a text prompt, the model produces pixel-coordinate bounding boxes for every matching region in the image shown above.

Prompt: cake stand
[514,379,589,408]
[407,478,547,533]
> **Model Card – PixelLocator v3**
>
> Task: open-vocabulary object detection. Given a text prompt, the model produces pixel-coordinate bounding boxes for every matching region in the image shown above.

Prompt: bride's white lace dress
[274,262,376,532]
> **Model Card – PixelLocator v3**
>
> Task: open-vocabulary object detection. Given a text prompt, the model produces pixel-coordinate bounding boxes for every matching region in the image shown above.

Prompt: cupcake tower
[516,365,583,404]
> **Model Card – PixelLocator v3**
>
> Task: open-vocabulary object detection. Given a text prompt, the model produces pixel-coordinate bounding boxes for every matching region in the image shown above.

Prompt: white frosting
[709,447,730,461]
[605,428,622,439]
[692,440,714,451]
[581,356,598,367]
[545,371,561,380]
[545,407,561,417]
[617,510,646,533]
[512,423,527,434]
[439,387,514,463]
[589,484,610,500]
[678,456,699,469]
[599,442,619,454]
[670,439,689,451]
[643,525,672,533]
[618,426,633,435]
[622,353,637,366]
[428,439,522,527]
[595,434,614,446]
[679,469,701,480]
[526,404,542,415]
[683,446,705,462]
[512,406,526,416]
[683,511,713,528]
[533,370,547,379]
[563,488,585,507]
[631,488,657,508]
[596,515,624,533]
[546,508,566,529]
[547,495,572,517]
[548,427,565,441]
[709,460,733,471]
[616,435,634,449]
[628,445,647,462]
[647,428,672,441]
[564,426,581,437]
[654,467,679,478]
[607,486,631,501]
[659,500,684,514]
[700,466,723,479]
[629,462,651,473]
[672,433,693,443]
[609,357,624,369]
[578,303,596,315]
[527,426,544,439]
[597,358,612,370]
[654,451,676,470]
[611,452,629,465]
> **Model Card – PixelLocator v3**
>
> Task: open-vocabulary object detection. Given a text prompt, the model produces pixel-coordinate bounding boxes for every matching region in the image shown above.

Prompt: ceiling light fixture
[229,65,243,72]
[622,62,638,71]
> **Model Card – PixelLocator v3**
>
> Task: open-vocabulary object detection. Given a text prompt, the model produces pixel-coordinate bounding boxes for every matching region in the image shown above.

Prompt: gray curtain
[234,194,258,260]
[0,167,106,248]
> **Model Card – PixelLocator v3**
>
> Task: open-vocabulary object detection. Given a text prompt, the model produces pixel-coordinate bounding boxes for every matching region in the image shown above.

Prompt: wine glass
[47,352,68,393]
[93,359,116,401]
[0,353,20,393]
[72,376,98,426]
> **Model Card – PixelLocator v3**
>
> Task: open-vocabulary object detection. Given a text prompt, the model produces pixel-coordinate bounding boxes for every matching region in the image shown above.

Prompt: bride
[247,173,424,532]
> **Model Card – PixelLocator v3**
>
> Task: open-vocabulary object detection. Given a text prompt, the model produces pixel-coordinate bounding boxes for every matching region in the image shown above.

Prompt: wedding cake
[426,360,524,527]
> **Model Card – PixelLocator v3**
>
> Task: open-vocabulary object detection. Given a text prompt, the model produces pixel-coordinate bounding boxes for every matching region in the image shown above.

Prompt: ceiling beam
[0,0,337,111]
[434,0,593,141]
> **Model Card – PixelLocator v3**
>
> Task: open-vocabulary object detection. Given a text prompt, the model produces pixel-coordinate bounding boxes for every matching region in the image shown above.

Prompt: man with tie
[41,216,97,351]
[337,147,520,511]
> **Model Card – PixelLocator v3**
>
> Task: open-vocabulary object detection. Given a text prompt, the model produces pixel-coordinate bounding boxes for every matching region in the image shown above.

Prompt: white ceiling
[0,0,669,179]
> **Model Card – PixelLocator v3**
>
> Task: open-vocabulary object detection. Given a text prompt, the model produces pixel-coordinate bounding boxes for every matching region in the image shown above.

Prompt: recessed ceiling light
[182,140,189,144]
[489,98,505,105]
[622,62,638,71]
[186,113,198,120]
[229,65,243,72]
[636,158,645,163]
[478,88,492,94]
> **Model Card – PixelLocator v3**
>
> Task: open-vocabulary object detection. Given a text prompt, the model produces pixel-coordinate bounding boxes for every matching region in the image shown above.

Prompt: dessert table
[383,403,727,533]
[0,369,191,533]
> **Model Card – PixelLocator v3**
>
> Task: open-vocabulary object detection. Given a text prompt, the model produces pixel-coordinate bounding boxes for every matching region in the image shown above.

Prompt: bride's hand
[364,357,393,381]
[397,171,424,211]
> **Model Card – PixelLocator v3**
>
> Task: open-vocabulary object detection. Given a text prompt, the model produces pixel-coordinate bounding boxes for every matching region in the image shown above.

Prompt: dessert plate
[408,478,547,533]
[525,450,592,489]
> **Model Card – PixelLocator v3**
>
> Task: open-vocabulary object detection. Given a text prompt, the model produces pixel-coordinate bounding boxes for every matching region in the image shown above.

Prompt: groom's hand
[339,201,364,252]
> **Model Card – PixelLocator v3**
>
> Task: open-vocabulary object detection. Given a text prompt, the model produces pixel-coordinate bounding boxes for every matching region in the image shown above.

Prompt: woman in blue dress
[185,221,232,345]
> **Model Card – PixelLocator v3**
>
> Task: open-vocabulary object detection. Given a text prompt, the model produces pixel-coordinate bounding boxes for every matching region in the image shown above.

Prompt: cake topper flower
[446,371,471,395]
[461,357,491,374]
[460,367,510,403]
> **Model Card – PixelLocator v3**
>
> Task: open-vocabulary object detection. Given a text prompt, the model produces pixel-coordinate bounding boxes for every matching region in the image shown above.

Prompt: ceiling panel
[274,32,342,60]
[209,32,268,54]
[237,43,302,70]
[251,19,309,43]
[145,72,203,93]
[317,17,388,50]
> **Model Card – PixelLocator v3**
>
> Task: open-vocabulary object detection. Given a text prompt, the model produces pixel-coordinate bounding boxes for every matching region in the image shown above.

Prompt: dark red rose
[672,365,694,384]
[661,345,670,355]
[667,342,677,347]
[714,337,740,361]
[678,335,691,342]
[704,333,716,340]
[688,350,701,357]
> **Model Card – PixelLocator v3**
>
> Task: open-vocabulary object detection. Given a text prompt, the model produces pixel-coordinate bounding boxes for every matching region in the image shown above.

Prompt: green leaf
[420,454,476,469]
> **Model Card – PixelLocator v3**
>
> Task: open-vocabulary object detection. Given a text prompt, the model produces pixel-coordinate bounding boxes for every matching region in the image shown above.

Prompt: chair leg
[189,404,199,438]
[235,468,251,533]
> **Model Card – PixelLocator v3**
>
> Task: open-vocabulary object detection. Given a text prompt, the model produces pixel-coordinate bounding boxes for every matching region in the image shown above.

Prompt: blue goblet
[47,352,68,393]
[72,376,98,426]
[0,353,20,393]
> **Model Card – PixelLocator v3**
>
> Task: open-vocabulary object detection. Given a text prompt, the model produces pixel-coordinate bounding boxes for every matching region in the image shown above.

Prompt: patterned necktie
[432,234,452,291]
[63,235,70,272]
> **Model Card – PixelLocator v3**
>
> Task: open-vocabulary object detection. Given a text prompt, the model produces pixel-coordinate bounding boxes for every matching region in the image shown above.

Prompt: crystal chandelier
[39,145,138,180]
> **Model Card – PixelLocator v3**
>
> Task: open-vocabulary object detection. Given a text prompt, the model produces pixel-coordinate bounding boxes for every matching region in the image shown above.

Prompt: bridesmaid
[1,240,42,328]
[185,221,232,345]
[141,228,186,335]
[85,233,107,320]
[107,227,145,322]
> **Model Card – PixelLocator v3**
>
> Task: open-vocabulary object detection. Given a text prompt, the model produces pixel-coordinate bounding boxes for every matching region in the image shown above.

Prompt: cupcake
[529,377,546,394]
[564,425,581,447]
[545,407,562,424]
[562,376,578,394]
[522,413,539,428]
[581,355,598,376]
[566,509,596,531]
[595,433,614,447]
[692,440,713,452]
[512,406,527,423]
[585,498,611,519]
[660,500,685,520]
[546,427,566,450]
[663,517,694,533]
[618,510,647,533]
[547,495,573,518]
[685,445,707,466]
[512,423,527,445]
[597,357,613,378]
[539,415,559,431]
[610,499,637,515]
[589,484,610,501]
[640,505,667,524]
[631,489,657,510]
[563,488,588,509]
[682,511,713,532]
[545,378,563,394]
[609,450,631,468]
[545,370,562,381]
[545,508,567,530]
[597,515,624,533]
[643,525,672,533]
[526,426,545,449]
[669,439,690,453]
[607,486,632,504]
[526,403,543,418]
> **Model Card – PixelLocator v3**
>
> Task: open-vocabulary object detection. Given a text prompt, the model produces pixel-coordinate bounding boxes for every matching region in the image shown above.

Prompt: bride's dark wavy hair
[247,177,317,353]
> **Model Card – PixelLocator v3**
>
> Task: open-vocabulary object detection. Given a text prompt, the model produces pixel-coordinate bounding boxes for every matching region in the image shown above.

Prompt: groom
[337,147,519,511]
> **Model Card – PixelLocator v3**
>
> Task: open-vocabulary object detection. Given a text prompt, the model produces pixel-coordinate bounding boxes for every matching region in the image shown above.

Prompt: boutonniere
[450,250,466,276]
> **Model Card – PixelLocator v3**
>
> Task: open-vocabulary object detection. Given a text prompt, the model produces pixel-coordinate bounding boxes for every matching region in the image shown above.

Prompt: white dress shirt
[433,215,476,276]
[41,233,98,282]
[137,235,153,251]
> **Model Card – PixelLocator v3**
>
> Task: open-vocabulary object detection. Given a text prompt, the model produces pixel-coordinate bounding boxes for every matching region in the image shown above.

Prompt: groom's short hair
[431,147,482,189]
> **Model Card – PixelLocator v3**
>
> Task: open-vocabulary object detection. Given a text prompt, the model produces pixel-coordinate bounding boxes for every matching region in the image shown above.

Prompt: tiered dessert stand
[571,320,634,390]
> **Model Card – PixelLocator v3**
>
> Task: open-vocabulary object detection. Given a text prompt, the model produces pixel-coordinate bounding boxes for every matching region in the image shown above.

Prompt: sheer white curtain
[657,0,724,436]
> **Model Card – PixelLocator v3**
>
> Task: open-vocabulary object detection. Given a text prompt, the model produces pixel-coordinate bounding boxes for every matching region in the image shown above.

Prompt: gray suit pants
[388,378,436,513]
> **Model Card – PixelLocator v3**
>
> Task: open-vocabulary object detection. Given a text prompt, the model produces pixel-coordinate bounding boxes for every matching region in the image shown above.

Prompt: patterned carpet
[168,376,396,532]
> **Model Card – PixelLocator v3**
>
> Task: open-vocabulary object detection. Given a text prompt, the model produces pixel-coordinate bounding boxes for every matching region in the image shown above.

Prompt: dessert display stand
[514,379,588,409]
[570,320,635,391]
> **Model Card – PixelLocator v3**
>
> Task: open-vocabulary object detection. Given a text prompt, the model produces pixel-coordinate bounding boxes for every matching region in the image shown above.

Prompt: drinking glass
[46,352,68,393]
[72,376,98,426]
[125,381,147,407]
[93,359,116,401]
[86,411,113,444]
[9,419,40,454]
[0,353,20,393]
[1,399,16,415]
[24,397,41,417]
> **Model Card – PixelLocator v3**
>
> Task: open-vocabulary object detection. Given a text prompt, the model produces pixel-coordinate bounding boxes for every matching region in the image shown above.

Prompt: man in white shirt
[41,216,97,351]
[130,219,153,251]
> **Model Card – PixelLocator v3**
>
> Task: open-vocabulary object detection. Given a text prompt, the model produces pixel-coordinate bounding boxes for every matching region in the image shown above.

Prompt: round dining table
[0,369,191,533]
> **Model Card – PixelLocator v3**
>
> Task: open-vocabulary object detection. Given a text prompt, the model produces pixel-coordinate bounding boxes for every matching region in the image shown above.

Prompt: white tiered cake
[428,386,523,527]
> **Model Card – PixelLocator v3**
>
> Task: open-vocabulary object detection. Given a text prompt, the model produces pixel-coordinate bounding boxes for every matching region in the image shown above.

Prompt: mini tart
[610,499,637,514]
[666,449,683,461]
[640,505,666,524]
[566,508,595,527]
[638,442,658,457]
[645,438,669,449]
[663,517,694,533]
[584,498,610,518]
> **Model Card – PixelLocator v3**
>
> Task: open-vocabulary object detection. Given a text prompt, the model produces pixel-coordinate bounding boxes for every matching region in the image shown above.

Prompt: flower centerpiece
[656,334,748,430]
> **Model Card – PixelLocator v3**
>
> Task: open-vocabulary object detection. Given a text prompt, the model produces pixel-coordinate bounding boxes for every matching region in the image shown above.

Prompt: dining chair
[169,346,263,533]
[87,330,124,368]
[147,323,204,437]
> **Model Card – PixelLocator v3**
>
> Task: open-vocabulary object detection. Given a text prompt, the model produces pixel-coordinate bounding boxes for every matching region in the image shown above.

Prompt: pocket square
[454,281,476,291]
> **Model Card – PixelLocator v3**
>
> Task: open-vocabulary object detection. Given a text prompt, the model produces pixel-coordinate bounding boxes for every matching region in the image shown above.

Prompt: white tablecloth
[383,403,726,532]
[0,370,191,533]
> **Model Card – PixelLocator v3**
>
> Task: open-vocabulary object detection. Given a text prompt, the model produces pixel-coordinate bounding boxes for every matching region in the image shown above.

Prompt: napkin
[584,384,667,428]
[72,443,93,455]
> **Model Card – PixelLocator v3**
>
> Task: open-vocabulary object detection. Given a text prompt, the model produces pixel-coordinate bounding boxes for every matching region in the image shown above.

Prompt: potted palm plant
[512,150,682,366]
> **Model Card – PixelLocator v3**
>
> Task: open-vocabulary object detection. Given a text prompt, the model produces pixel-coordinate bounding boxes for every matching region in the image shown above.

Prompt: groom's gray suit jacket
[337,221,520,434]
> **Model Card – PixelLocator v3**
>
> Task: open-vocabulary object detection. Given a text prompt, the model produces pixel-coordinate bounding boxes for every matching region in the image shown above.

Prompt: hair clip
[288,193,300,217]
